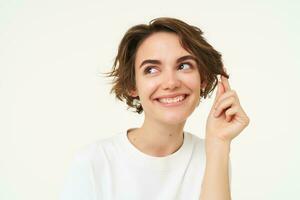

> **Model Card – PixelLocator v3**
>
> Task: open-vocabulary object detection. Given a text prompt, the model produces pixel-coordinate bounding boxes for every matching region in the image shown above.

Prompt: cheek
[183,73,201,90]
[136,78,159,100]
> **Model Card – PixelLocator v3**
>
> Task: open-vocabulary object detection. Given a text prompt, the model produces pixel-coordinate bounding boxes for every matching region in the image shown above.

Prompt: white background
[1,0,299,199]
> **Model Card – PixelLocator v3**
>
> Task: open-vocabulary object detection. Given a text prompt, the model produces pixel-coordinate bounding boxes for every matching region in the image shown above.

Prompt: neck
[127,117,186,157]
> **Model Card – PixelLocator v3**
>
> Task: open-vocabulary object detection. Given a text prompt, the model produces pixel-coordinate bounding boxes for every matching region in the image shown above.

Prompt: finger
[221,75,231,92]
[214,90,239,110]
[225,106,238,122]
[214,96,236,117]
[213,79,225,105]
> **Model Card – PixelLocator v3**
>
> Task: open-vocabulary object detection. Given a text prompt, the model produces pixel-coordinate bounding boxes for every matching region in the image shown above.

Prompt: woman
[60,17,250,200]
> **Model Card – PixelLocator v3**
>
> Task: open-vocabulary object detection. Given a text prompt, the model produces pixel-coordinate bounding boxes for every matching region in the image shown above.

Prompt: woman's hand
[205,73,250,144]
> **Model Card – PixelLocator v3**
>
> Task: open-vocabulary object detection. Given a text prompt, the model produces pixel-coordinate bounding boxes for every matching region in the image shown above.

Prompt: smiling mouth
[155,94,189,106]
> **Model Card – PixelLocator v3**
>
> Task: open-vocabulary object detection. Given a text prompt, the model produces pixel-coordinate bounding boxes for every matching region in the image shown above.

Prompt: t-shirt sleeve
[59,154,96,200]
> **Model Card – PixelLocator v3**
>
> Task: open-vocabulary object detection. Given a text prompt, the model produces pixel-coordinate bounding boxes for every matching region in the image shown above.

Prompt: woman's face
[132,32,203,125]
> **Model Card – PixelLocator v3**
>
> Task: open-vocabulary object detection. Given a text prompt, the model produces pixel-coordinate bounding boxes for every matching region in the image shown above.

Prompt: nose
[161,70,181,90]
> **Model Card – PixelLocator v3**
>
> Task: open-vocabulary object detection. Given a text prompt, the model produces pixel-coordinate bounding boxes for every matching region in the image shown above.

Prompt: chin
[158,111,191,125]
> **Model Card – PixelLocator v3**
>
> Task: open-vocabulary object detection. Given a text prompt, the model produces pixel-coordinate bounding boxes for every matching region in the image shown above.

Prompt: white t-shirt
[59,130,221,200]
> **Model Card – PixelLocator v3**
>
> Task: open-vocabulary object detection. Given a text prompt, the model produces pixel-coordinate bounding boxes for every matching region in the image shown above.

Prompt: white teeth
[158,95,185,104]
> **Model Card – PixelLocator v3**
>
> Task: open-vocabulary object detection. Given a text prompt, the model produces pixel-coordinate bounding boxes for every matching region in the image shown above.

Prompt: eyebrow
[139,55,197,68]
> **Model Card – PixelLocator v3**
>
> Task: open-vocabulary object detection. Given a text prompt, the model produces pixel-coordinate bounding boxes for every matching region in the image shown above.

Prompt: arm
[200,139,231,200]
[200,73,249,200]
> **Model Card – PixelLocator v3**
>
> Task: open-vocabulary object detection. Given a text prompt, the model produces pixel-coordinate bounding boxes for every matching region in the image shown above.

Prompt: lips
[155,93,188,100]
[157,95,185,103]
[154,94,189,106]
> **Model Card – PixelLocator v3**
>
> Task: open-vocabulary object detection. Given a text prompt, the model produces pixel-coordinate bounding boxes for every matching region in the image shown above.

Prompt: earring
[133,98,141,108]
[201,88,205,95]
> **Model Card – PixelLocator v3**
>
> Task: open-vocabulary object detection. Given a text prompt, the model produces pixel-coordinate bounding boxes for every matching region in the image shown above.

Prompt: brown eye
[178,63,192,70]
[144,67,158,74]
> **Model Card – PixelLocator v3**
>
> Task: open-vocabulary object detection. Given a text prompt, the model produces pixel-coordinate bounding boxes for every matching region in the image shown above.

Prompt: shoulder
[185,131,205,154]
[60,133,124,200]
[185,131,205,146]
[72,133,123,164]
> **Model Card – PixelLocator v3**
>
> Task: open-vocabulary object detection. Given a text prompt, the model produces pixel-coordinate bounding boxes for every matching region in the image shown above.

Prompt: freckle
[169,134,172,137]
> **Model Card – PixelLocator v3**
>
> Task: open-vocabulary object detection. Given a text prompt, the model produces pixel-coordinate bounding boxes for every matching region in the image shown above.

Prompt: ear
[129,89,138,97]
[201,80,207,90]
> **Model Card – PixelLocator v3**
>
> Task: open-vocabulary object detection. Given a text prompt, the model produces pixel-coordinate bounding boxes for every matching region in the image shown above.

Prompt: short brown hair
[105,17,229,114]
